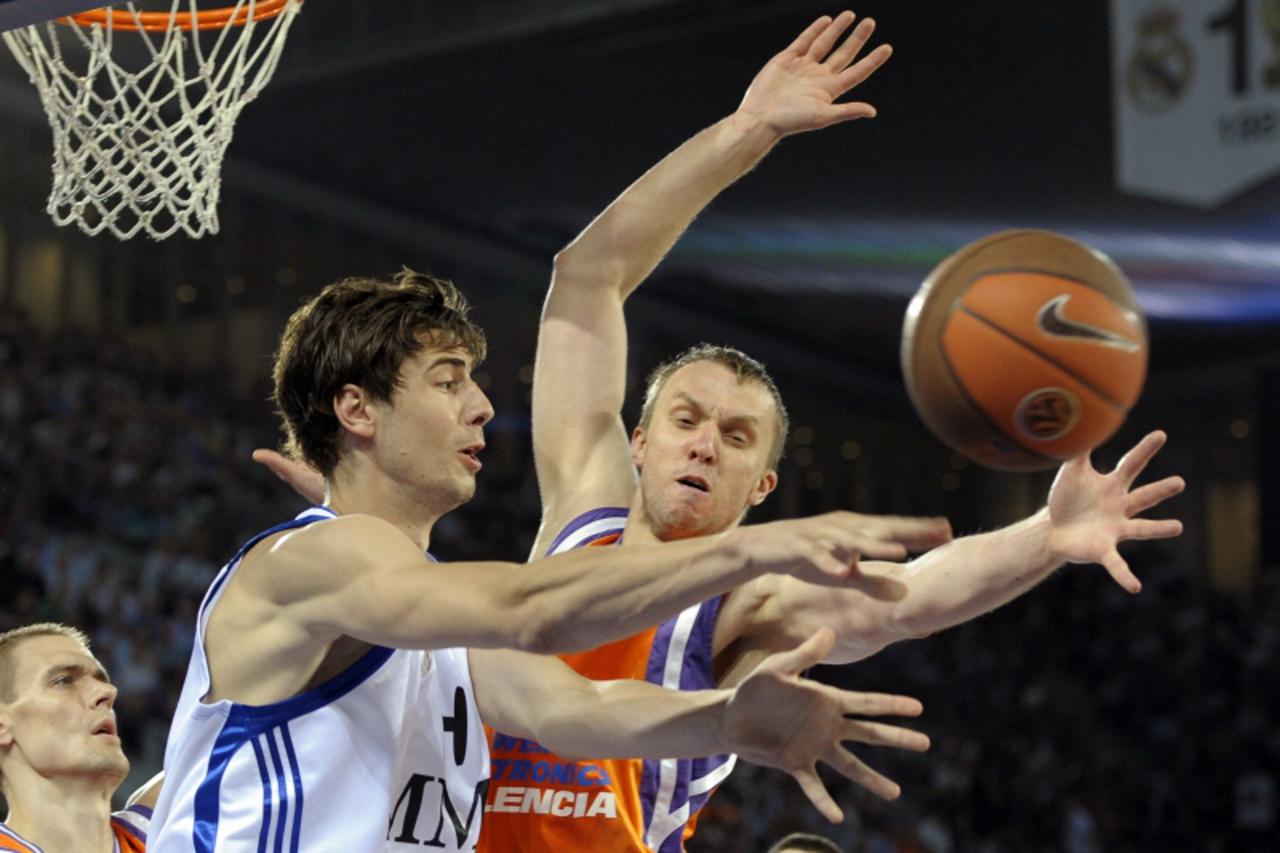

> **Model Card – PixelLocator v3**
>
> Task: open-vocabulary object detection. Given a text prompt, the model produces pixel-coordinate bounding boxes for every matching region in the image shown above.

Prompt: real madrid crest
[1127,7,1193,112]
[1264,0,1280,87]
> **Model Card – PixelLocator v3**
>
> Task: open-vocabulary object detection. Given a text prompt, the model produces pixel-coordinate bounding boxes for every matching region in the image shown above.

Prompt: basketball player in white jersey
[0,623,160,853]
[149,269,949,852]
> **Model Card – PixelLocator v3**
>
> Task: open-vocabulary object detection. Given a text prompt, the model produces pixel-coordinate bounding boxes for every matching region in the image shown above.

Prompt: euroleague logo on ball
[1015,388,1081,441]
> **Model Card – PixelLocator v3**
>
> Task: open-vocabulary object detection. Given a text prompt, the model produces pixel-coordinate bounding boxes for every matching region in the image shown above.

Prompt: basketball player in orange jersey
[0,623,160,852]
[481,9,1187,851]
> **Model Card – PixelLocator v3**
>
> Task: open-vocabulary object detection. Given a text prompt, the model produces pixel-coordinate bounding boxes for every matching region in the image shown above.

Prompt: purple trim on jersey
[550,506,732,850]
[638,594,729,851]
[652,752,734,853]
[125,804,153,819]
[113,812,147,844]
[544,507,629,555]
[0,823,40,852]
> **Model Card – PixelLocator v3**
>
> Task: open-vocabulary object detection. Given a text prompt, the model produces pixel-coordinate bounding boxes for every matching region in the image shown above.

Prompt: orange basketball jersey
[478,508,734,853]
[0,810,148,851]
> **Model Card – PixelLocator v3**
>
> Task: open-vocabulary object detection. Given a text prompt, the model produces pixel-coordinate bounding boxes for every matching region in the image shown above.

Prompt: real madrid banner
[1111,0,1280,206]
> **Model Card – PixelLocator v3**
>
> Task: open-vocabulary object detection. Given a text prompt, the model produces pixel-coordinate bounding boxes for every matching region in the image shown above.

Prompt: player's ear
[630,426,648,468]
[333,384,377,440]
[0,710,14,749]
[748,468,778,507]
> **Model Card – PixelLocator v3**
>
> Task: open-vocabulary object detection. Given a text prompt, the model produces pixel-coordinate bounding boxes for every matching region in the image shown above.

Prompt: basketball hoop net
[2,0,303,240]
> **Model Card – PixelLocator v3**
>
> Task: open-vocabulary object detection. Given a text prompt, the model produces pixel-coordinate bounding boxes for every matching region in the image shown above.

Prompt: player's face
[374,343,494,513]
[631,361,779,540]
[0,635,129,786]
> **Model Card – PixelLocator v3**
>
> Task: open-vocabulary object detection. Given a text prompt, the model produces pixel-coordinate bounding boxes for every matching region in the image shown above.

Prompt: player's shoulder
[252,512,417,567]
[240,512,423,602]
[543,506,629,556]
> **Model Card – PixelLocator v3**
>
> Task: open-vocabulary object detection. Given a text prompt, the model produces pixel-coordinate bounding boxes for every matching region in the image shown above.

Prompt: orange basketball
[901,230,1148,471]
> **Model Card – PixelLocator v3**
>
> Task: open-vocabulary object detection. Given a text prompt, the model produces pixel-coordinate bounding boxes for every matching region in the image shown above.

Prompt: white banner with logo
[1111,0,1280,206]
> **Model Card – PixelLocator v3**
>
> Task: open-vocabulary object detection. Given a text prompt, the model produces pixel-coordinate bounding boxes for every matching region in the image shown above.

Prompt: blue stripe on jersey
[250,737,273,852]
[266,731,290,852]
[192,643,394,853]
[198,506,336,626]
[282,723,304,853]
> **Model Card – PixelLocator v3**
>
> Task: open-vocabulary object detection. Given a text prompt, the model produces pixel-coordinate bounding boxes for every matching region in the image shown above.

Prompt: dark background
[1,2,1278,850]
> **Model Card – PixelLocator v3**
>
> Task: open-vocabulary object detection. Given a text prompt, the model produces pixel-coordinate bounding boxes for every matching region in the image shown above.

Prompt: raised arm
[533,12,892,541]
[471,628,929,822]
[258,509,949,656]
[718,432,1185,677]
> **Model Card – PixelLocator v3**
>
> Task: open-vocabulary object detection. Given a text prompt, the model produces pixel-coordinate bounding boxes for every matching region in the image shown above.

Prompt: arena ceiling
[0,0,1277,381]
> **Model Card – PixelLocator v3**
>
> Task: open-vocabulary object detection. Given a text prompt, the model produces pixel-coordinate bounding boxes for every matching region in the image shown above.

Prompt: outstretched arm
[533,11,892,543]
[472,628,928,822]
[257,508,948,656]
[719,432,1185,675]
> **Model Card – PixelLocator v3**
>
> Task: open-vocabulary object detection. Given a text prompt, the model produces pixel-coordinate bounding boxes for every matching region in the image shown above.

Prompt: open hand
[726,627,929,821]
[1047,430,1185,593]
[738,11,892,137]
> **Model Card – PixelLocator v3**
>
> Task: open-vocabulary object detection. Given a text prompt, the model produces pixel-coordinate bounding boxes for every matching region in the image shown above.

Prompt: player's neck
[620,513,661,546]
[620,489,661,546]
[328,467,441,552]
[3,774,117,853]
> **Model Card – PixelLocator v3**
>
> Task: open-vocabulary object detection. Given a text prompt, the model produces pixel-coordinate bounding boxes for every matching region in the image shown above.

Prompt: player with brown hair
[0,623,159,853]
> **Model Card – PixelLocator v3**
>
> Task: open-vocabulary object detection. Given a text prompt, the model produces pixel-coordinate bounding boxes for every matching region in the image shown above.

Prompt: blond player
[0,623,160,853]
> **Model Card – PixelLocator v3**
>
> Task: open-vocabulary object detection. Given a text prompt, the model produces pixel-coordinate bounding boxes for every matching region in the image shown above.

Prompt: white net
[2,0,303,240]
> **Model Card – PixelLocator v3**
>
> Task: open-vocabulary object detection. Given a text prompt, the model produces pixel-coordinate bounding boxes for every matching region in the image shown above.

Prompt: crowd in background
[697,561,1279,853]
[2,309,1275,851]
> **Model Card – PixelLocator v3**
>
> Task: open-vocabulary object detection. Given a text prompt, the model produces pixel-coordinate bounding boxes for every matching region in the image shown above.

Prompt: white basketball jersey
[149,507,490,853]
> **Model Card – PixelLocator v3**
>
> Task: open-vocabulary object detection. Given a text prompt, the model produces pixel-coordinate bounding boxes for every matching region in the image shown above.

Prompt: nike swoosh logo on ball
[1035,295,1140,351]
